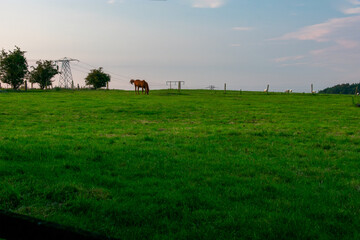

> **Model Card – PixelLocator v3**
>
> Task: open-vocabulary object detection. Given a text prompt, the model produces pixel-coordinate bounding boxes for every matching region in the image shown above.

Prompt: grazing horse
[130,79,149,95]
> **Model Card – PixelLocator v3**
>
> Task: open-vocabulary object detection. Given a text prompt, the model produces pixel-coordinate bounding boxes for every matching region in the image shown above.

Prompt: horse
[130,79,149,95]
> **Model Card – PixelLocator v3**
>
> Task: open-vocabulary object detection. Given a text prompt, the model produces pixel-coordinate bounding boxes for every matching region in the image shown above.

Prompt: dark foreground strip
[0,210,116,240]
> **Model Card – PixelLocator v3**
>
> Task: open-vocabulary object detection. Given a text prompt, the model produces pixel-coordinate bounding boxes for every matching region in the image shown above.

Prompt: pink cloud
[273,55,305,63]
[310,40,359,56]
[348,0,360,5]
[336,39,359,48]
[272,14,360,71]
[191,0,226,8]
[232,27,253,31]
[342,7,360,14]
[273,16,360,42]
[280,62,307,67]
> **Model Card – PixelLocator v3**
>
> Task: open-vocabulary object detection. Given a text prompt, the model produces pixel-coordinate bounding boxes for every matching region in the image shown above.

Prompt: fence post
[106,82,109,90]
[224,83,226,94]
[25,81,27,91]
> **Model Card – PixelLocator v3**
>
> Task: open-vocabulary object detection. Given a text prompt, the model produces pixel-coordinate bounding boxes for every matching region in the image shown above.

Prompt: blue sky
[0,0,359,91]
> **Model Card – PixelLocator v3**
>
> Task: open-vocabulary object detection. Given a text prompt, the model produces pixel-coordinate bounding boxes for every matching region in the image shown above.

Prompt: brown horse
[130,79,149,95]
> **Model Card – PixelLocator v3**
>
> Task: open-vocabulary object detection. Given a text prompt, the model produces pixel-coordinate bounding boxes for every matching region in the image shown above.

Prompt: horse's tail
[145,82,149,94]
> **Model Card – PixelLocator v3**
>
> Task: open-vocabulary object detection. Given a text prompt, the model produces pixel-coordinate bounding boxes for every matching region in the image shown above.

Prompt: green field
[1,90,360,239]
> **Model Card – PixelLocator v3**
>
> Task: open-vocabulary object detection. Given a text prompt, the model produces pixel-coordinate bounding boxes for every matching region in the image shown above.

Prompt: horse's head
[130,79,134,85]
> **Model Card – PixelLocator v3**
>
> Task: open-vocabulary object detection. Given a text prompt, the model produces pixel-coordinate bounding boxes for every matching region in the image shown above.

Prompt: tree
[85,67,110,89]
[319,83,360,94]
[0,46,28,90]
[29,60,59,89]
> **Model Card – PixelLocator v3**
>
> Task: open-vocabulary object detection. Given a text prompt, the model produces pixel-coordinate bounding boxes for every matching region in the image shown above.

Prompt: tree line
[319,83,360,95]
[0,46,110,90]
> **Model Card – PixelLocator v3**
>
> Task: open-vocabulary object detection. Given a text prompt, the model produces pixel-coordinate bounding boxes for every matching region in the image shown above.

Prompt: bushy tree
[319,83,360,94]
[0,46,28,90]
[29,60,59,89]
[85,67,110,89]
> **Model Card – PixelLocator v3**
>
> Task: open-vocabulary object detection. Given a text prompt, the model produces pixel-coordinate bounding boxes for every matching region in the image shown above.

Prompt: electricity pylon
[206,85,216,90]
[56,57,79,89]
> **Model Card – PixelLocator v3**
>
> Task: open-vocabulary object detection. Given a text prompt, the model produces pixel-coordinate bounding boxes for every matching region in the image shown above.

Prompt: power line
[28,58,166,88]
[71,62,131,82]
[71,67,128,83]
[79,61,133,80]
[71,65,90,75]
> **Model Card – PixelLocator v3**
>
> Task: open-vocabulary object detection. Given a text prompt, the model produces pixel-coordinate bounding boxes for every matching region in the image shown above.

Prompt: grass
[1,89,360,239]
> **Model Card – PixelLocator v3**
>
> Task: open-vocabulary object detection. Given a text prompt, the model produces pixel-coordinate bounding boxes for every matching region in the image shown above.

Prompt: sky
[0,0,359,92]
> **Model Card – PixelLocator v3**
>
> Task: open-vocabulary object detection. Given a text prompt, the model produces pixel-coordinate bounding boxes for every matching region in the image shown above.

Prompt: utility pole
[55,57,79,89]
[166,81,185,92]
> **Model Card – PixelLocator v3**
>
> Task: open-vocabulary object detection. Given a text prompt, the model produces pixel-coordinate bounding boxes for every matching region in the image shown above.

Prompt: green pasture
[0,90,359,239]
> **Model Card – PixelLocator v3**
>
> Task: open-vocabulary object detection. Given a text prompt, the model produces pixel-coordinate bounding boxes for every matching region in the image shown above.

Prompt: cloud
[272,16,360,42]
[107,0,125,4]
[271,12,360,71]
[273,55,305,63]
[310,39,359,56]
[342,7,360,14]
[232,27,253,31]
[348,0,360,5]
[191,0,226,8]
[336,39,359,48]
[230,43,241,47]
[342,0,360,15]
[280,62,307,67]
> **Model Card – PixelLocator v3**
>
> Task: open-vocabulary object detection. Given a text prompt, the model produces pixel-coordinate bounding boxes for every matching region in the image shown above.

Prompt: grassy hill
[1,90,360,239]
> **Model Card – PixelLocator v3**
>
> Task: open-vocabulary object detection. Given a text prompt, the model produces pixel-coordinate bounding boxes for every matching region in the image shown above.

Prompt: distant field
[1,90,360,239]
